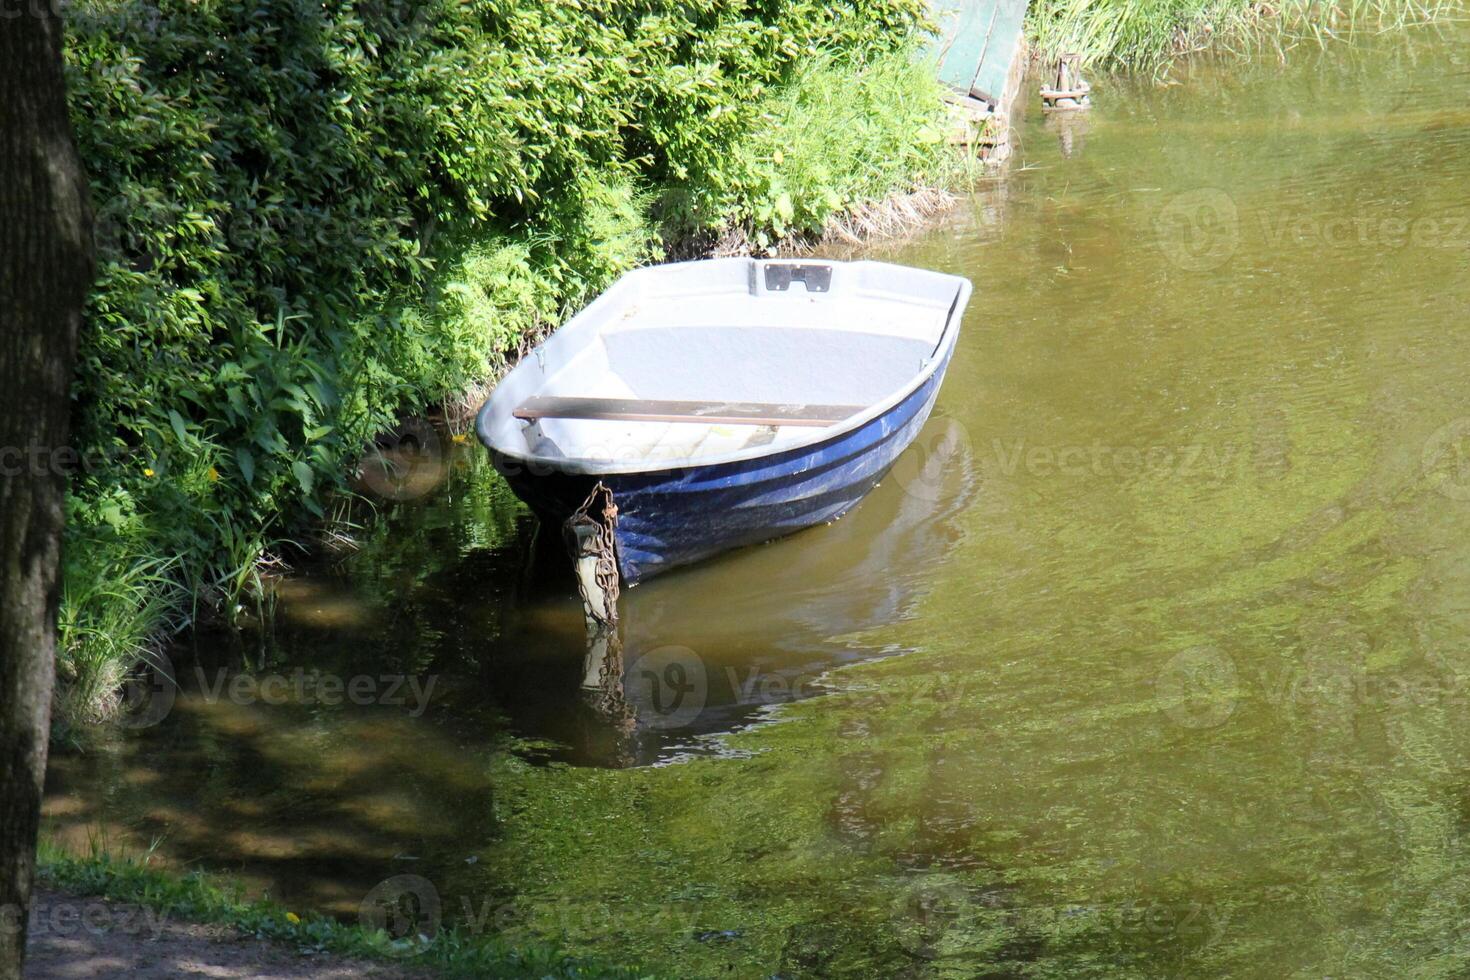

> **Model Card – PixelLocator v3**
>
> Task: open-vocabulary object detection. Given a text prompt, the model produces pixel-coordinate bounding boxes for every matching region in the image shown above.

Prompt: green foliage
[58,0,938,724]
[664,44,956,248]
[369,176,659,415]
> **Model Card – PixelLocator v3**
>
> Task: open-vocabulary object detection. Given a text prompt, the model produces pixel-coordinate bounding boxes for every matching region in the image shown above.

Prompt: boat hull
[491,344,955,584]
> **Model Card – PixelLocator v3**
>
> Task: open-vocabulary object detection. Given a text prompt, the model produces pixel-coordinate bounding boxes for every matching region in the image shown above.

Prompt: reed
[1027,0,1461,76]
[54,550,184,728]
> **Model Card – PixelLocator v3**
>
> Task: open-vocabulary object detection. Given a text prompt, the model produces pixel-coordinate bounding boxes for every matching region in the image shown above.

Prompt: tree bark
[0,7,94,979]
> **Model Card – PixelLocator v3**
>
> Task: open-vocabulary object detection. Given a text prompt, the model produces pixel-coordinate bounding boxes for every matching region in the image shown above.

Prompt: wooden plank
[513,396,863,428]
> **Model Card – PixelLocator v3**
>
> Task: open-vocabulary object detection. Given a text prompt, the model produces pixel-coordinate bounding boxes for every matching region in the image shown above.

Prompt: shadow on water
[513,415,980,767]
[44,416,976,911]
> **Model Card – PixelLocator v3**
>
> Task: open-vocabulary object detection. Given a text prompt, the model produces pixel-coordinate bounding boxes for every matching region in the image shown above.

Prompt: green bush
[59,0,939,721]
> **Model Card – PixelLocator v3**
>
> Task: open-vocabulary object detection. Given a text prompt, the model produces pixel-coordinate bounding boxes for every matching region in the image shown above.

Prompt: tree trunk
[0,7,94,979]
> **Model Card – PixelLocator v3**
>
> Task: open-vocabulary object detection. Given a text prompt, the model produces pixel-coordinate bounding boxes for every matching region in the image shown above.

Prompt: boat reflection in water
[496,415,978,767]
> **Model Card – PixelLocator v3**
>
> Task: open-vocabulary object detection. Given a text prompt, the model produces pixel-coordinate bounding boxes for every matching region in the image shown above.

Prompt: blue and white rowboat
[475,257,971,584]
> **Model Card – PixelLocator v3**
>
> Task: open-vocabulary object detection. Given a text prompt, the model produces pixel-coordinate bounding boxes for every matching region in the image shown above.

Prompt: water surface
[45,23,1470,977]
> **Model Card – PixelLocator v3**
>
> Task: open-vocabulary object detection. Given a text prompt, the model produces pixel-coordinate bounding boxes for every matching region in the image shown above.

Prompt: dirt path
[24,888,428,979]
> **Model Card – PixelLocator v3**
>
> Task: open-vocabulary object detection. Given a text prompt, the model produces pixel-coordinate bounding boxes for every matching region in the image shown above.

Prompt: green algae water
[44,23,1470,977]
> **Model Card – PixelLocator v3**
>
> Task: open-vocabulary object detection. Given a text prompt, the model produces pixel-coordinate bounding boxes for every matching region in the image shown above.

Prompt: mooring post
[568,519,611,627]
[564,482,620,631]
[1041,53,1092,112]
[565,485,637,764]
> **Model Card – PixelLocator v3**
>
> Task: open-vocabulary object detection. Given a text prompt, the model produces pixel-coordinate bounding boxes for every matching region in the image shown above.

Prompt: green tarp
[928,0,1029,106]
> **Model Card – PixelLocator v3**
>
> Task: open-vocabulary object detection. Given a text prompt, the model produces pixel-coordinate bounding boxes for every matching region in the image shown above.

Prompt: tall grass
[661,45,963,252]
[55,547,184,727]
[1028,0,1460,76]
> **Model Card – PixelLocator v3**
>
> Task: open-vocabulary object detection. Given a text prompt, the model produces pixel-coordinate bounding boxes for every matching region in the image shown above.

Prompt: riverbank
[55,0,961,731]
[24,888,420,980]
[31,844,644,978]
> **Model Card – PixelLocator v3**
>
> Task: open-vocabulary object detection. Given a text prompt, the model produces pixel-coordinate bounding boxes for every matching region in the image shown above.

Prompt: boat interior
[481,260,965,470]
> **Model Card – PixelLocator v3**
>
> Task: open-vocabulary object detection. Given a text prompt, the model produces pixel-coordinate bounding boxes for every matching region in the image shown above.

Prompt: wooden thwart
[514,395,862,428]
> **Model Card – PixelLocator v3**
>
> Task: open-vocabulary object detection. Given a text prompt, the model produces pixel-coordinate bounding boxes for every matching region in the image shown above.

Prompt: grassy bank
[1027,0,1459,75]
[37,841,646,978]
[57,0,957,728]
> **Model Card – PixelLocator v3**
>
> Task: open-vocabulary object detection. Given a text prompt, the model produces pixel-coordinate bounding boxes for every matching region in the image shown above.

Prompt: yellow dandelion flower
[451,433,468,444]
[286,912,300,924]
[143,467,155,478]
[207,466,220,482]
